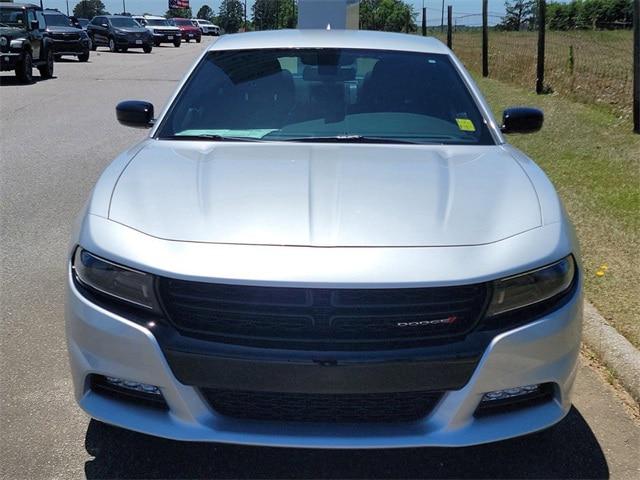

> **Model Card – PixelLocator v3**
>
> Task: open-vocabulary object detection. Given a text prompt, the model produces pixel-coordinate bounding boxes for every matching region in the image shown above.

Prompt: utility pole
[66,0,69,16]
[482,0,488,77]
[122,0,126,15]
[633,0,639,133]
[244,0,247,31]
[446,5,452,48]
[440,0,445,32]
[422,0,426,36]
[536,0,546,94]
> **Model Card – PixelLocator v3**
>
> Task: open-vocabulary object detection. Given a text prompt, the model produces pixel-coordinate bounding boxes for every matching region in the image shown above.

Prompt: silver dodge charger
[66,29,582,448]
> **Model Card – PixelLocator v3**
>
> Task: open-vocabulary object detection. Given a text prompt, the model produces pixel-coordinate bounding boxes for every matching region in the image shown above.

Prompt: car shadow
[0,74,56,86]
[84,406,609,479]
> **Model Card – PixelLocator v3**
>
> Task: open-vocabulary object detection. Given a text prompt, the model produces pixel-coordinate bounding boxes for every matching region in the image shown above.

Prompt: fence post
[422,6,427,36]
[482,0,489,77]
[447,5,452,49]
[633,0,639,133]
[536,0,546,94]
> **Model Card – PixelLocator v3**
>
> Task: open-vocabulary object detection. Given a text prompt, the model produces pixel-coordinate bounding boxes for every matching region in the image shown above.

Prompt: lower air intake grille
[201,389,443,423]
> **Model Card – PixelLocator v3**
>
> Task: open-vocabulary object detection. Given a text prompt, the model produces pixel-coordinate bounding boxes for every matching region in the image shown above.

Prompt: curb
[582,301,640,405]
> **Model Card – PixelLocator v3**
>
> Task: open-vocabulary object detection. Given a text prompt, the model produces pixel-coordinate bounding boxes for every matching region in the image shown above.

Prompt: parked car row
[1,3,216,83]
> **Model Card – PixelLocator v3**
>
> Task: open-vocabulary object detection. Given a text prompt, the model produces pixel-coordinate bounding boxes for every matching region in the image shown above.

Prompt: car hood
[46,26,81,33]
[114,27,148,33]
[0,26,26,39]
[108,142,542,247]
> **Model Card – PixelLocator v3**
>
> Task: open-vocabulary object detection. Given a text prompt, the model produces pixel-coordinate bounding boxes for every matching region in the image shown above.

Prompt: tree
[166,8,193,18]
[277,0,297,29]
[499,0,536,31]
[72,0,108,19]
[197,4,215,22]
[218,0,244,33]
[252,0,278,30]
[360,0,416,32]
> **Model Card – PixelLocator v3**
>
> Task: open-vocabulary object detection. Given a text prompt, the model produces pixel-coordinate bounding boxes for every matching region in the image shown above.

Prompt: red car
[171,18,202,43]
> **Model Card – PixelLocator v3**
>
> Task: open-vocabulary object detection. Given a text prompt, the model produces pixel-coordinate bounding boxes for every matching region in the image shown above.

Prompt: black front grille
[201,389,443,423]
[158,279,488,350]
[51,32,80,41]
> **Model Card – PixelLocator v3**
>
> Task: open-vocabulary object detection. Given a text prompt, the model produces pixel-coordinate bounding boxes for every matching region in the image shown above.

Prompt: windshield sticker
[456,118,476,132]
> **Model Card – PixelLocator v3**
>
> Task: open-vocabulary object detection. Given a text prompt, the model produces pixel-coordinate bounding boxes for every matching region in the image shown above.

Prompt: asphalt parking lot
[1,39,639,479]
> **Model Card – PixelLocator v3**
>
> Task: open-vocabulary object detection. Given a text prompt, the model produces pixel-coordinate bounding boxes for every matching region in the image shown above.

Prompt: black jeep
[0,3,54,83]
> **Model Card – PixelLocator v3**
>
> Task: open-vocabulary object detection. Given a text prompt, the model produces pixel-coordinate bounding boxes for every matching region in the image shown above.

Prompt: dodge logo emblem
[396,316,458,327]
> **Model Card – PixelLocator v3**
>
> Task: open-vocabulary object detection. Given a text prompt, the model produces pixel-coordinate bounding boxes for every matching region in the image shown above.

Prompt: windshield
[78,18,89,27]
[0,8,26,27]
[110,17,140,28]
[174,19,192,26]
[44,14,73,27]
[146,19,170,26]
[158,48,494,145]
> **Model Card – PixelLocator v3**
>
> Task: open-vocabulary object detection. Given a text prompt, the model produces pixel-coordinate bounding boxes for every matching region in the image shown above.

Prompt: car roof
[1,3,41,9]
[104,15,136,18]
[209,29,450,54]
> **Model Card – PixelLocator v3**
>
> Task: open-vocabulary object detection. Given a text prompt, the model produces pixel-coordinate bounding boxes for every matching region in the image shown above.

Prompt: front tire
[108,38,117,53]
[196,37,201,43]
[15,50,33,83]
[37,49,54,79]
[143,45,152,54]
[78,50,90,62]
[174,40,181,47]
[89,36,96,51]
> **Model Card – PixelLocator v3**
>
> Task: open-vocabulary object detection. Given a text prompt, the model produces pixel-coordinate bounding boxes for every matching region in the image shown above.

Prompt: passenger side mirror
[116,100,154,129]
[101,23,108,28]
[30,19,40,30]
[501,107,544,134]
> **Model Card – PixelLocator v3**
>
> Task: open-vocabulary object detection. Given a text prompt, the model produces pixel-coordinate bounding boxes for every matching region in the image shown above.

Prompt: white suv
[133,15,181,47]
[191,18,220,35]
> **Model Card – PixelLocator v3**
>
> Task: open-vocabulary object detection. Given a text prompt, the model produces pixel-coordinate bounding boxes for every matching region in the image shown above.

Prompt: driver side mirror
[116,100,154,129]
[501,107,544,134]
[30,19,40,30]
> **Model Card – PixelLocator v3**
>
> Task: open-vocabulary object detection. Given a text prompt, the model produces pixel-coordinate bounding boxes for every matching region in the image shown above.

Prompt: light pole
[440,0,445,32]
[122,0,126,15]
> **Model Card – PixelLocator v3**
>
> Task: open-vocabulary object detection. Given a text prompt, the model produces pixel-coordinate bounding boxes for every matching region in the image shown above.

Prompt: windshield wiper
[161,134,263,142]
[278,135,419,144]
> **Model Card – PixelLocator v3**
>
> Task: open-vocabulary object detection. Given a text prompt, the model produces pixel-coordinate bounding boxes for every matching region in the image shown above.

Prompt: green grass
[476,75,640,346]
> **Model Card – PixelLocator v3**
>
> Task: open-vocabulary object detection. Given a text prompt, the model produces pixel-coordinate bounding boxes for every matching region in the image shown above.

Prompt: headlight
[0,36,7,47]
[10,39,24,49]
[72,248,160,311]
[486,256,576,317]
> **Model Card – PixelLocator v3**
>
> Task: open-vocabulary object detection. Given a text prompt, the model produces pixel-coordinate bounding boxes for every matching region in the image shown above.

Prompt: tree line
[499,0,634,31]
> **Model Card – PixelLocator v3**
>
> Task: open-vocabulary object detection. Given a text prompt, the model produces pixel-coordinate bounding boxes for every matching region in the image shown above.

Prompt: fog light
[475,383,553,417]
[91,374,167,409]
[482,384,540,402]
[104,376,161,395]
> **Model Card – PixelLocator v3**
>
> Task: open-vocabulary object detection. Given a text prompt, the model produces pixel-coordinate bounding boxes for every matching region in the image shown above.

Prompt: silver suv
[66,30,581,448]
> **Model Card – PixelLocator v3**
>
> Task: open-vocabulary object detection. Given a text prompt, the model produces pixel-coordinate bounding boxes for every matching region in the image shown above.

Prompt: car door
[28,9,44,60]
[92,17,107,45]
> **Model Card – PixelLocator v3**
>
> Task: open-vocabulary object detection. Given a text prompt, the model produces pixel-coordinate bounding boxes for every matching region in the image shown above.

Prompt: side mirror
[501,107,544,134]
[30,19,40,30]
[116,100,154,128]
[101,23,108,28]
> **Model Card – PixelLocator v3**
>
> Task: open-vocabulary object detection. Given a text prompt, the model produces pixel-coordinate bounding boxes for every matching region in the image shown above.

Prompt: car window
[43,14,73,27]
[27,9,38,28]
[110,17,140,28]
[145,19,170,26]
[158,48,494,145]
[0,8,26,27]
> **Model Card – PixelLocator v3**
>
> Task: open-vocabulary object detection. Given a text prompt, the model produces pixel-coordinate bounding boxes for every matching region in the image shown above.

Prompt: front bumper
[0,52,21,70]
[51,39,90,55]
[114,36,152,48]
[66,267,582,448]
[152,33,179,43]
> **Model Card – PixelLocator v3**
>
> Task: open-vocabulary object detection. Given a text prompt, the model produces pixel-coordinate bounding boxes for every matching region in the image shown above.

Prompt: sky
[39,0,513,25]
